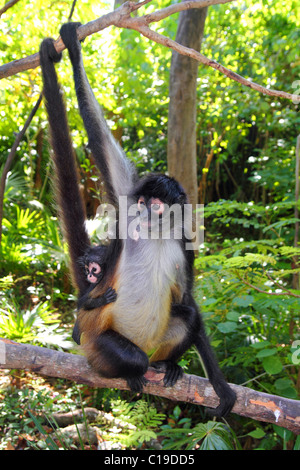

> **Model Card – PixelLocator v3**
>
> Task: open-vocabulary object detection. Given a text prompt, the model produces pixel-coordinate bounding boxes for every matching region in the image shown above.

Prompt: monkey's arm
[77,287,117,311]
[60,23,138,204]
[39,39,90,294]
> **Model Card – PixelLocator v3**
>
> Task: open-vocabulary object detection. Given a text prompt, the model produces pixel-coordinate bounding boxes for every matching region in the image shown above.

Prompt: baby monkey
[72,245,117,344]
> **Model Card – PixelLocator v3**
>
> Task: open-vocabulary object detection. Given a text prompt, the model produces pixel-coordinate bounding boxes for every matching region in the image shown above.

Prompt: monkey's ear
[178,193,188,205]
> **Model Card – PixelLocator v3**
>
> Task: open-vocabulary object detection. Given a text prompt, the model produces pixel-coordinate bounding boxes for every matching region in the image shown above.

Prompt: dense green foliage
[0,0,299,450]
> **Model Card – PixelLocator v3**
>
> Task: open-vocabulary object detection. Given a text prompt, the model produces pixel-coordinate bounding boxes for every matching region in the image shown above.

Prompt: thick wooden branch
[0,0,299,103]
[1,338,299,434]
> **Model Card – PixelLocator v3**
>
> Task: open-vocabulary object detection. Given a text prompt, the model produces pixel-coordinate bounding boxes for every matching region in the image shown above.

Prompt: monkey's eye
[89,262,101,274]
[151,198,165,215]
[137,197,146,211]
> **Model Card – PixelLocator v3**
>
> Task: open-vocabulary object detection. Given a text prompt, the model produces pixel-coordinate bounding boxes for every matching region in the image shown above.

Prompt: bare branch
[143,0,234,23]
[0,0,20,17]
[0,0,299,103]
[1,338,299,433]
[237,272,300,298]
[119,21,299,102]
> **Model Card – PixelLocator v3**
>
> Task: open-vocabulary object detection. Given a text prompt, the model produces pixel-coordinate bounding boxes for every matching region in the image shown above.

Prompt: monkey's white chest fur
[111,239,186,352]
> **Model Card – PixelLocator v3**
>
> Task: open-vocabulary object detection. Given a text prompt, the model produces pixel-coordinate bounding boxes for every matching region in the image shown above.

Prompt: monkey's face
[133,194,183,240]
[137,196,165,230]
[129,173,188,241]
[85,262,102,284]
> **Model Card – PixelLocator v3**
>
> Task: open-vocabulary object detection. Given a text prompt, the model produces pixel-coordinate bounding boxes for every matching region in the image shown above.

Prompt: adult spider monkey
[39,23,236,416]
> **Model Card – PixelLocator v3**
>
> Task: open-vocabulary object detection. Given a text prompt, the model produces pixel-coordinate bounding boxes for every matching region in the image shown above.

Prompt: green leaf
[272,425,293,441]
[233,295,255,307]
[262,356,283,374]
[256,348,277,358]
[274,378,294,390]
[294,435,300,450]
[217,321,238,333]
[226,311,240,321]
[250,341,271,349]
[202,297,218,306]
[248,428,266,439]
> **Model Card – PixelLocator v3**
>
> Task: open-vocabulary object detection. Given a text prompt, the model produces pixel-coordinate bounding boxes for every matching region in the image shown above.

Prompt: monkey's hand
[102,287,117,305]
[126,375,148,393]
[78,287,117,311]
[150,360,183,387]
[40,38,63,67]
[60,22,82,63]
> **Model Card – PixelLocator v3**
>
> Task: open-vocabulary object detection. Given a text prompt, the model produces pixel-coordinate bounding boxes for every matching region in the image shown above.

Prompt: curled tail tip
[39,38,62,64]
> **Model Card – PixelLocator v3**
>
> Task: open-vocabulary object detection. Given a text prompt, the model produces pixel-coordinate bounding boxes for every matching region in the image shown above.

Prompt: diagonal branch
[1,338,300,434]
[0,0,299,103]
[0,0,20,17]
[122,23,299,102]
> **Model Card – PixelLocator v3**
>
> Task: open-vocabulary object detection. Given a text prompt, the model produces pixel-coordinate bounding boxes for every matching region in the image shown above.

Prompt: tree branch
[0,0,299,103]
[237,271,300,298]
[0,0,20,17]
[1,338,299,434]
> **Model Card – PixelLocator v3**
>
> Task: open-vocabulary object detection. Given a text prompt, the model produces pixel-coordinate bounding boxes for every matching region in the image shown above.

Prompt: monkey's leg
[59,22,137,203]
[84,329,149,393]
[150,304,197,387]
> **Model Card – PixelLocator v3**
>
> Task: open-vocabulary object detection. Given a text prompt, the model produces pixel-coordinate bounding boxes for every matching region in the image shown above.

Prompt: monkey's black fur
[39,25,236,416]
[77,244,116,310]
[73,245,117,344]
[39,38,118,344]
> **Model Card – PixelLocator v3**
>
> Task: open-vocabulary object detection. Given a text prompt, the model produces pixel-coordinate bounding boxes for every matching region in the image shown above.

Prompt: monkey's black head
[131,173,187,207]
[78,245,108,284]
[130,174,188,238]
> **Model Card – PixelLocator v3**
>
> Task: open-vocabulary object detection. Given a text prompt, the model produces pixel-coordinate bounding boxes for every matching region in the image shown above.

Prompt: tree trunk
[167,5,208,207]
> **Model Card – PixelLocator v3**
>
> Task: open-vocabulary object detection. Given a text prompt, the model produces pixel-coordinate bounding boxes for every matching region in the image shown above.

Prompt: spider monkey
[72,245,117,345]
[39,23,236,416]
[77,244,117,311]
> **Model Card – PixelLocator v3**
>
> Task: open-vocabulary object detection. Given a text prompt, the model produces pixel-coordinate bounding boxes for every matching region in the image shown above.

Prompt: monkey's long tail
[39,39,90,294]
[193,334,236,417]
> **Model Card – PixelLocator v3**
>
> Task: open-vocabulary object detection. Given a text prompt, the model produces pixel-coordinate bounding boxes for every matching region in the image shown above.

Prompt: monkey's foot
[126,375,148,393]
[150,360,183,387]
